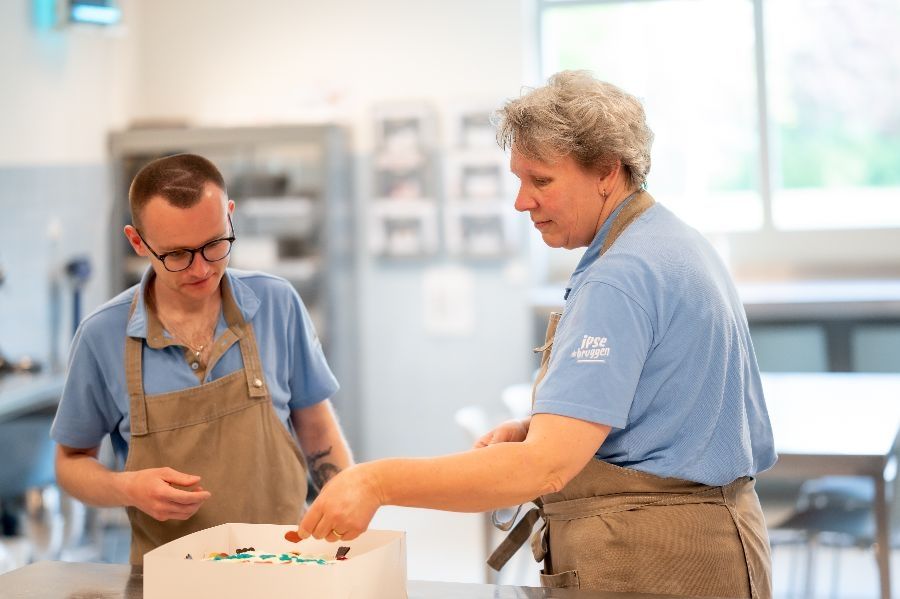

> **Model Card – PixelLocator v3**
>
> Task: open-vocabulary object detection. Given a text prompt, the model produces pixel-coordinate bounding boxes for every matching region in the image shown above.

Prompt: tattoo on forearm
[308,446,341,491]
[312,463,340,491]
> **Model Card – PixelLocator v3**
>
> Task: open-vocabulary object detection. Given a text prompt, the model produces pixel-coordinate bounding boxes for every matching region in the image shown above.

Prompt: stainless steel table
[0,561,733,598]
[758,372,900,599]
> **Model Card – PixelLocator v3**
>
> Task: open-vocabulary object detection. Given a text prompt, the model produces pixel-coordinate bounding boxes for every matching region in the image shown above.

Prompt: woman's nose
[514,186,535,212]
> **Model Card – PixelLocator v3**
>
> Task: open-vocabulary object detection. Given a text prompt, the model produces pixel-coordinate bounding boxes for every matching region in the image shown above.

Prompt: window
[766,0,900,230]
[539,0,900,233]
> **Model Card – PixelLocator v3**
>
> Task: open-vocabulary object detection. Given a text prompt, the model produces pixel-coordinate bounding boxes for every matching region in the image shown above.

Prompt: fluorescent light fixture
[32,0,57,29]
[69,2,121,25]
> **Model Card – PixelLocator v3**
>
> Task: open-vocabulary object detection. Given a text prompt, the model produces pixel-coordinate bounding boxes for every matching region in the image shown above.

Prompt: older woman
[295,71,775,597]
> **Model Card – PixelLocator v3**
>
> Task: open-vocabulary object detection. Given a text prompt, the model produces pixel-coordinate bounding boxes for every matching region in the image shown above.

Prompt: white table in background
[760,372,900,599]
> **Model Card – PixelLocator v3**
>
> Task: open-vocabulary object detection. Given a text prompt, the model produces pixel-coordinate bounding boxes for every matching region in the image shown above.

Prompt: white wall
[129,0,532,138]
[129,0,538,460]
[0,0,140,364]
[0,0,138,165]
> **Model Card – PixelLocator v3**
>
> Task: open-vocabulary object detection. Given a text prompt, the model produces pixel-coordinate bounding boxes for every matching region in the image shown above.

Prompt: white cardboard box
[144,523,407,599]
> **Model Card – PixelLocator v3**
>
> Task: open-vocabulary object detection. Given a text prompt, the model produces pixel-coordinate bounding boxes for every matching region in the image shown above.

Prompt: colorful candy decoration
[284,530,301,543]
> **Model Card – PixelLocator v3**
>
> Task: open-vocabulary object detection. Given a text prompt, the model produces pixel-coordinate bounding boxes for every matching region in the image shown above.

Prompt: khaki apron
[123,277,308,564]
[489,191,772,598]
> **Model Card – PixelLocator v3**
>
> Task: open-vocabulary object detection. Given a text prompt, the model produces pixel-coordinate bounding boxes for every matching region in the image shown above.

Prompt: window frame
[534,0,900,282]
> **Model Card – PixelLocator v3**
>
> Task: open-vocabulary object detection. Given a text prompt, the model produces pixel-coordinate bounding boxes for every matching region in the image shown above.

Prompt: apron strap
[218,275,268,399]
[125,336,149,437]
[599,189,655,256]
[541,485,725,521]
[487,504,543,572]
[125,292,149,437]
[236,322,268,398]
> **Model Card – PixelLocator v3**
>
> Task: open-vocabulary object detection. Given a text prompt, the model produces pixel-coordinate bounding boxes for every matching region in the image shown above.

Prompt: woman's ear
[596,159,622,197]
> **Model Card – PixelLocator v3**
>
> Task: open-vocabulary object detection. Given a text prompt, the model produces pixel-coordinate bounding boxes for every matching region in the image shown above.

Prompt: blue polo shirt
[534,198,776,486]
[50,268,339,464]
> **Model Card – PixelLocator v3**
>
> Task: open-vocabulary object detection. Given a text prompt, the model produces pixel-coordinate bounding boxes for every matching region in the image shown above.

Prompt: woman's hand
[293,463,384,542]
[473,418,530,448]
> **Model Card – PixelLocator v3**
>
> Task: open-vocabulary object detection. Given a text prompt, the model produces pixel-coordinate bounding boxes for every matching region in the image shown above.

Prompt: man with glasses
[50,153,353,564]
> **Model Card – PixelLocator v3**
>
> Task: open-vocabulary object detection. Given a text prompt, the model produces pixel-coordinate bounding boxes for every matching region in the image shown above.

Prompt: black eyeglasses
[136,214,236,273]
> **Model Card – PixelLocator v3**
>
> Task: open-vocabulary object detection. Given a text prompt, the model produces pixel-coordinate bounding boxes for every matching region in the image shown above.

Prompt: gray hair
[494,70,653,189]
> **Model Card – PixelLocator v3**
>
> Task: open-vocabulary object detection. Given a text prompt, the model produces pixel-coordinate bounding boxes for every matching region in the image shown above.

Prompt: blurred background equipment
[0,257,41,377]
[64,256,92,338]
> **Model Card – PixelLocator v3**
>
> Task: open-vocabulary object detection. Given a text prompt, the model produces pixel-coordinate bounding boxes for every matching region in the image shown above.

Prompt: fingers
[297,500,354,542]
[474,427,508,448]
[157,468,211,504]
[339,529,361,541]
[127,468,211,522]
[145,496,205,521]
[296,467,380,542]
[297,502,321,540]
[160,502,203,521]
[475,420,528,448]
[312,518,334,541]
[160,467,203,488]
[165,486,212,506]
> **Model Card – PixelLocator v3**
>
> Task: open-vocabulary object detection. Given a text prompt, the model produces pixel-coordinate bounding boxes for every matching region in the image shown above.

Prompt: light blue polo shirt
[534,197,776,486]
[50,268,339,464]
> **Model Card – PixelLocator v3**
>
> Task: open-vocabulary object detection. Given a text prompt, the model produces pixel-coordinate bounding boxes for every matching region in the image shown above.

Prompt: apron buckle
[491,504,523,531]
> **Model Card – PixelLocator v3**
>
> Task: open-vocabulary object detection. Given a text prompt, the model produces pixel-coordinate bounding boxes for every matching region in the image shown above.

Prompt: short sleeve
[50,325,122,449]
[286,287,340,410]
[533,281,653,429]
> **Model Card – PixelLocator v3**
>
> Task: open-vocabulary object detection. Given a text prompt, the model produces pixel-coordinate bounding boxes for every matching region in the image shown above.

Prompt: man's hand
[474,418,529,448]
[119,467,212,522]
[291,463,383,543]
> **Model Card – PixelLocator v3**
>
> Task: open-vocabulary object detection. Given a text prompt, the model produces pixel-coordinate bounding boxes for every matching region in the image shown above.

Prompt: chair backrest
[0,416,56,499]
[795,476,874,512]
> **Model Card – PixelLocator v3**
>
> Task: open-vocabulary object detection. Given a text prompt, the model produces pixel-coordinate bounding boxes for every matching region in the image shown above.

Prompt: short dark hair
[129,153,227,228]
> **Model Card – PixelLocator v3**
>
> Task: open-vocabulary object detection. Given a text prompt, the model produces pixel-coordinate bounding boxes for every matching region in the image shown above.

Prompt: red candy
[284,530,301,543]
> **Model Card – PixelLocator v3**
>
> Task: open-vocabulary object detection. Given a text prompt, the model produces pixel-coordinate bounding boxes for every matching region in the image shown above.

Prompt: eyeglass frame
[135,214,237,272]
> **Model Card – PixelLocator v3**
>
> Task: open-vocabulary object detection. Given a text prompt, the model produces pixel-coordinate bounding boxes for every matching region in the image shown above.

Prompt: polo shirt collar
[125,268,261,340]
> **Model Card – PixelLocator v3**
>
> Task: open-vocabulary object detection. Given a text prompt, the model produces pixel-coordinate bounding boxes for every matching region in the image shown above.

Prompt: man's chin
[181,275,220,295]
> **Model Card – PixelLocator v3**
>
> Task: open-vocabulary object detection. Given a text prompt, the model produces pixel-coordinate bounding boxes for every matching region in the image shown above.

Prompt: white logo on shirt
[571,335,610,363]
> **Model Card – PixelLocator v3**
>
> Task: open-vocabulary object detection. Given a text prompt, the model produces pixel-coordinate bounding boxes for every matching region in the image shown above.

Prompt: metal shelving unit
[108,124,359,445]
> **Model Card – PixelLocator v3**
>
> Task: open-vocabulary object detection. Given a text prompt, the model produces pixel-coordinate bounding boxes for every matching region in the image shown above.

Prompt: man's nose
[187,251,212,275]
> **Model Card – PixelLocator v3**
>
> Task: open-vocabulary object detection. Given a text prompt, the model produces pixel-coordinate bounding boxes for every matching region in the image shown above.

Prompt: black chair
[0,416,63,570]
[770,475,882,598]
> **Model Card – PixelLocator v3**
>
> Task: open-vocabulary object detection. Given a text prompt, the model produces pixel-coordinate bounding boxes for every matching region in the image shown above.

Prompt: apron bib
[123,278,308,564]
[489,191,772,597]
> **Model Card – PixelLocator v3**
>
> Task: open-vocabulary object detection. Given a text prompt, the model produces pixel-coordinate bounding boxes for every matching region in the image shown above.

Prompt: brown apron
[489,191,772,597]
[123,277,308,564]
